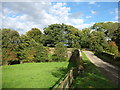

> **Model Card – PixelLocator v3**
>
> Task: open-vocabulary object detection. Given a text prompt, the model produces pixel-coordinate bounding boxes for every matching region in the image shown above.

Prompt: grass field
[2,62,68,88]
[71,52,117,88]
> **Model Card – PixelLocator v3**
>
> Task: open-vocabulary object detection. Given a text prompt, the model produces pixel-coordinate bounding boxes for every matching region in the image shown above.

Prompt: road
[83,51,120,87]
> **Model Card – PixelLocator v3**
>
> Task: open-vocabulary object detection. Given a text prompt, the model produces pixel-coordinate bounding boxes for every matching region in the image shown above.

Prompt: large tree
[80,28,91,48]
[91,22,118,40]
[43,24,81,48]
[43,24,66,47]
[2,29,20,65]
[26,28,43,43]
[89,31,108,53]
[91,22,120,52]
[2,29,20,51]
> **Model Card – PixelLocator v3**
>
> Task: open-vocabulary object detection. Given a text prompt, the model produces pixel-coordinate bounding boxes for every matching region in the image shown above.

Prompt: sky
[1,1,119,34]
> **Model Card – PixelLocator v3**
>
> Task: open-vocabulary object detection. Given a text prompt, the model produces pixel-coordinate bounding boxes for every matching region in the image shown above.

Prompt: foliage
[1,22,120,65]
[80,28,91,48]
[26,28,43,43]
[112,24,120,51]
[72,42,81,49]
[91,22,118,39]
[2,48,18,65]
[1,28,49,64]
[91,22,119,52]
[43,24,81,48]
[89,31,107,54]
[19,36,48,63]
[2,29,20,65]
[64,25,81,48]
[22,47,36,62]
[35,44,48,62]
[54,42,67,62]
[108,41,118,56]
[43,24,66,47]
[17,35,34,62]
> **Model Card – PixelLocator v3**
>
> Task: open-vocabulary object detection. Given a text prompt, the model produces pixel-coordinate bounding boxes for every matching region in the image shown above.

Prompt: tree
[17,35,33,62]
[108,41,118,56]
[2,29,20,51]
[112,24,120,51]
[26,28,43,43]
[43,24,66,47]
[80,28,91,48]
[35,44,48,62]
[43,24,81,48]
[22,47,36,63]
[2,48,18,65]
[89,31,108,54]
[91,22,120,53]
[91,22,118,40]
[64,25,81,48]
[53,42,67,61]
[2,29,20,65]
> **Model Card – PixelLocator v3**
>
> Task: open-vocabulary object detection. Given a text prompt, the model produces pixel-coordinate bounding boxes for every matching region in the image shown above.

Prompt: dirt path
[83,51,120,87]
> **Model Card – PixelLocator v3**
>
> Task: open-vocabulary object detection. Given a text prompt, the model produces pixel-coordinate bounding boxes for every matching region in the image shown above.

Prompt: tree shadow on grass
[50,67,68,89]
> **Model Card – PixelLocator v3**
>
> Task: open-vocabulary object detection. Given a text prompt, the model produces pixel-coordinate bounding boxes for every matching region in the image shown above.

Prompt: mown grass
[2,62,68,88]
[71,52,117,88]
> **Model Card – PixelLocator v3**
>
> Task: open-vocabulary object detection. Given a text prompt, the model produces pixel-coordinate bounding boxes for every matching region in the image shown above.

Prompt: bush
[2,48,18,65]
[35,44,49,62]
[54,42,67,61]
[51,54,59,62]
[108,41,119,57]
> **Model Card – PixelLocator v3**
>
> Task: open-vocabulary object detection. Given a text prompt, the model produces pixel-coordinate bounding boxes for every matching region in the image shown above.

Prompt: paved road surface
[83,51,120,87]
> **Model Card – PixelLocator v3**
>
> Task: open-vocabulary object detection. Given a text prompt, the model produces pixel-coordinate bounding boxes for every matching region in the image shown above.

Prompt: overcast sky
[1,1,119,34]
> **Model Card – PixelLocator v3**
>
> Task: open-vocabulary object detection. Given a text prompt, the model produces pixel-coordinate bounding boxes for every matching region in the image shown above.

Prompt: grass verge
[71,52,117,88]
[95,52,120,67]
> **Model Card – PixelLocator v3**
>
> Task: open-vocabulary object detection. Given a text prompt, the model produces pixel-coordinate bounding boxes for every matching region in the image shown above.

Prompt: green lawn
[2,62,68,88]
[71,52,117,88]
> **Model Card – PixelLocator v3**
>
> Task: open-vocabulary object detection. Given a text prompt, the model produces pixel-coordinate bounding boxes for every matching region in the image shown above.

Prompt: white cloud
[89,1,95,4]
[70,12,83,18]
[2,2,61,34]
[69,18,84,25]
[2,2,95,34]
[90,10,96,14]
[74,23,95,30]
[86,16,92,18]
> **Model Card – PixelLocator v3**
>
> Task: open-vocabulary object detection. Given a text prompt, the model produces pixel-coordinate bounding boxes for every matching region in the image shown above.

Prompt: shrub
[2,48,18,65]
[108,41,119,57]
[35,44,49,62]
[51,54,59,62]
[54,42,67,61]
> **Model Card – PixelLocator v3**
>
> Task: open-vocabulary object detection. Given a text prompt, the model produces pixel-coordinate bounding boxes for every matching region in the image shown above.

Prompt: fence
[53,49,84,88]
[57,67,74,88]
[56,65,84,88]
